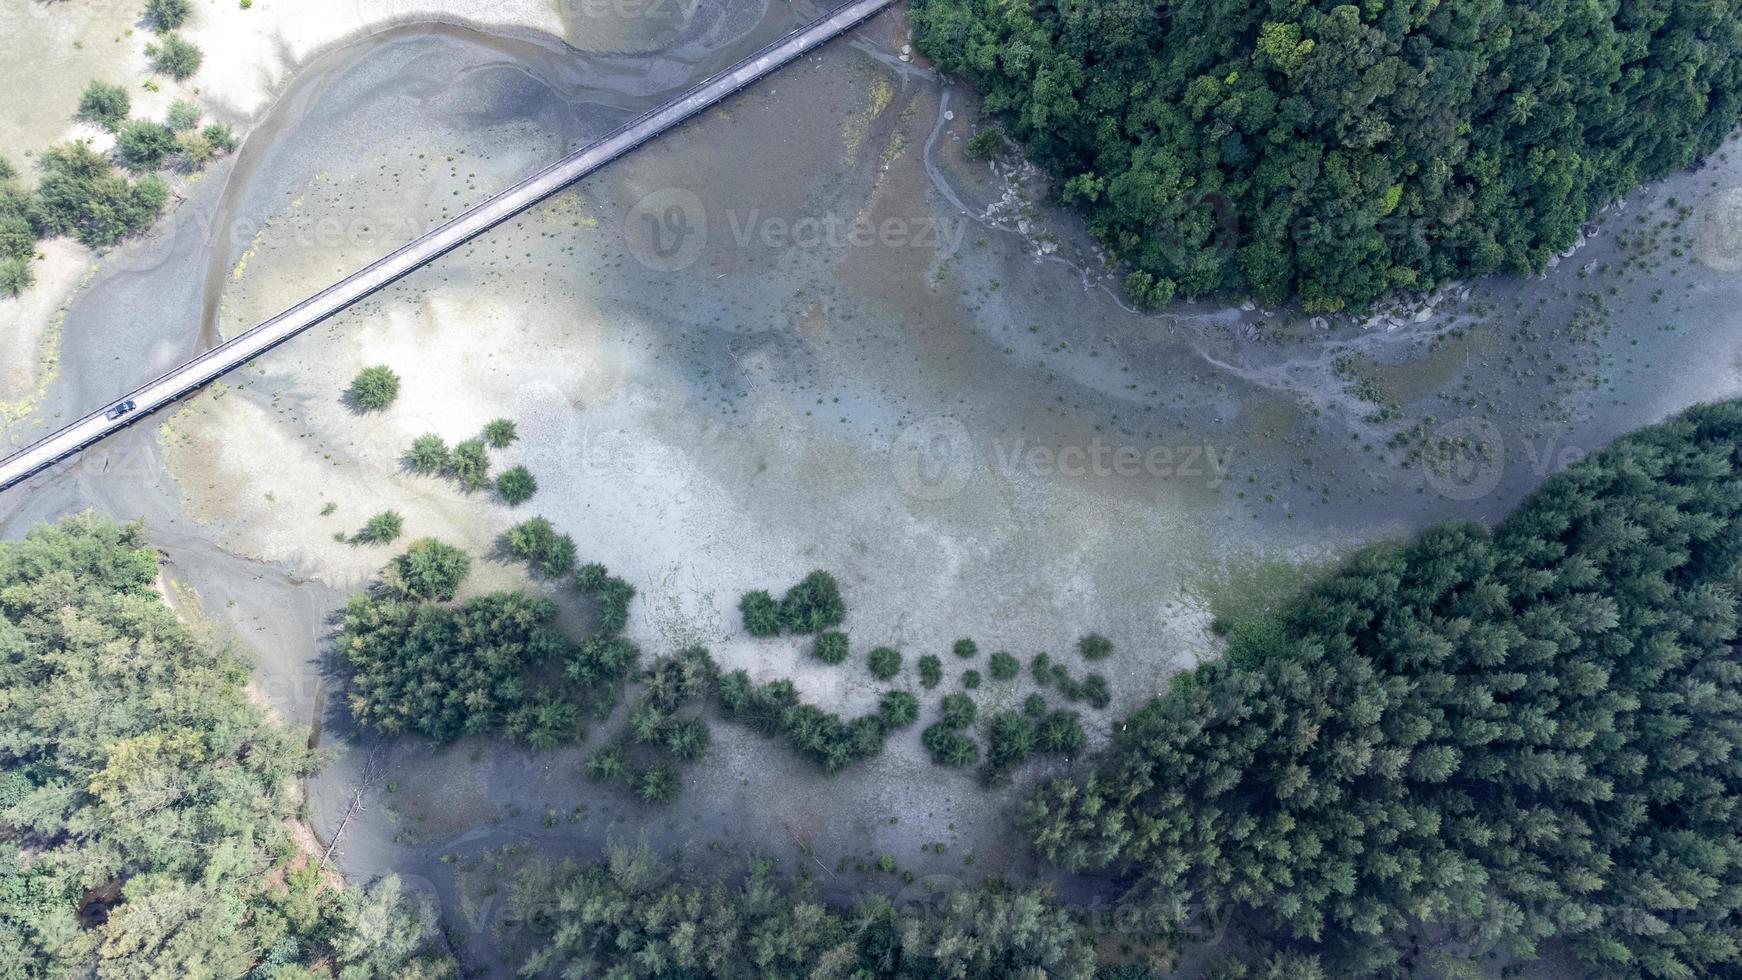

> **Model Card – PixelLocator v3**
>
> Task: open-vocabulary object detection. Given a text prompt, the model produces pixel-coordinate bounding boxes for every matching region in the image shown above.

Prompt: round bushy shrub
[1081,673,1111,710]
[585,744,627,783]
[867,646,901,680]
[149,34,202,81]
[953,638,978,659]
[387,538,470,601]
[739,590,782,637]
[813,631,850,665]
[407,433,449,473]
[1077,633,1114,661]
[165,99,201,133]
[662,717,711,762]
[1030,652,1054,686]
[115,120,176,170]
[980,710,1038,787]
[145,0,191,31]
[77,81,130,130]
[918,655,943,690]
[483,417,518,448]
[877,690,919,729]
[363,510,403,544]
[348,364,400,411]
[961,670,982,690]
[988,651,1019,681]
[496,465,538,505]
[1037,709,1085,755]
[636,763,681,805]
[922,724,979,767]
[449,438,490,491]
[1022,693,1048,718]
[504,517,575,578]
[0,257,32,299]
[780,570,846,633]
[939,692,977,729]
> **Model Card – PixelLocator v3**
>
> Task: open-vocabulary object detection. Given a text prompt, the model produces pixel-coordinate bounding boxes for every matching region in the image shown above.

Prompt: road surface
[0,0,896,493]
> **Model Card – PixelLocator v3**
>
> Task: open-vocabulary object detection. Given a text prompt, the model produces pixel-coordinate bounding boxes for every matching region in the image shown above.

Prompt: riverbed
[3,0,1742,972]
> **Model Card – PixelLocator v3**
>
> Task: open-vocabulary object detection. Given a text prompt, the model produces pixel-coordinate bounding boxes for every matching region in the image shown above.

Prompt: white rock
[1239,298,1255,311]
[1310,315,1329,330]
[902,43,912,54]
[899,53,911,62]
[943,110,954,121]
[1413,307,1432,322]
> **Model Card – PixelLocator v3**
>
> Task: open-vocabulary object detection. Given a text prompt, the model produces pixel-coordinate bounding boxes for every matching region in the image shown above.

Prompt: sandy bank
[0,240,92,420]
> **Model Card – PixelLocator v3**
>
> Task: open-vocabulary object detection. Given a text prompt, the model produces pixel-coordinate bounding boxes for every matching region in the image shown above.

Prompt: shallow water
[4,0,1742,972]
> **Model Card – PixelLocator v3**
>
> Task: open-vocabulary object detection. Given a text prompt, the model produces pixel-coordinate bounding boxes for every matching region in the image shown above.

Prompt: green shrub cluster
[146,34,202,81]
[407,433,450,473]
[1075,633,1112,661]
[348,364,400,411]
[978,708,1084,788]
[1,80,238,298]
[716,671,903,773]
[384,537,470,601]
[812,630,849,664]
[338,567,636,746]
[496,465,537,505]
[404,420,534,497]
[877,689,919,728]
[575,562,635,636]
[918,654,943,689]
[503,517,574,578]
[589,648,717,805]
[450,438,489,490]
[867,645,902,680]
[987,650,1019,680]
[1030,653,1109,709]
[923,693,980,768]
[482,417,518,448]
[362,509,403,544]
[738,589,781,636]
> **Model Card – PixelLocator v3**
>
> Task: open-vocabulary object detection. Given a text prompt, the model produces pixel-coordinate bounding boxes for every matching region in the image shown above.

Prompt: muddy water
[4,0,1742,973]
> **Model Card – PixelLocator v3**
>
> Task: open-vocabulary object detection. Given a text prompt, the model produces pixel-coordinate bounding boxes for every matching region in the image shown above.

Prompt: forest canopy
[0,513,451,977]
[911,0,1742,310]
[1024,399,1742,977]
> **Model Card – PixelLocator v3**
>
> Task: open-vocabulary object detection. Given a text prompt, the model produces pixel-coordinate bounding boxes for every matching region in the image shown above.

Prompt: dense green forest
[1025,399,1742,977]
[911,0,1742,310]
[495,836,1099,978]
[0,514,451,977]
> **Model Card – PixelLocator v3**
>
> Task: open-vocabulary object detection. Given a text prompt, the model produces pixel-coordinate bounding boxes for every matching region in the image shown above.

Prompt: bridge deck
[0,0,896,492]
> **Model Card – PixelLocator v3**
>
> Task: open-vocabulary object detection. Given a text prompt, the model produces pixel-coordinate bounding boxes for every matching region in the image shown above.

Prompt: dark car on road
[104,400,136,421]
